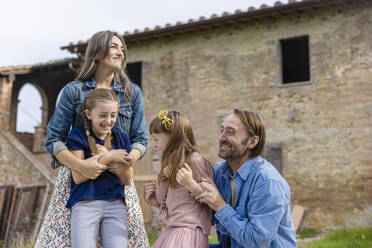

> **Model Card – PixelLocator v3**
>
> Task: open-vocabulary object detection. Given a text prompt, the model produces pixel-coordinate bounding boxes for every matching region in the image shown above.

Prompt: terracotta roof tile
[61,0,340,52]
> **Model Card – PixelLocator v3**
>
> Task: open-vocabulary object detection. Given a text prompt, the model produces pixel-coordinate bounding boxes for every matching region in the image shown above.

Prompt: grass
[303,227,372,248]
[298,228,321,239]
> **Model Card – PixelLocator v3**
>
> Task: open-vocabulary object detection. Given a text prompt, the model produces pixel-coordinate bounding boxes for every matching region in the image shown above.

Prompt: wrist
[214,201,227,212]
[187,181,200,193]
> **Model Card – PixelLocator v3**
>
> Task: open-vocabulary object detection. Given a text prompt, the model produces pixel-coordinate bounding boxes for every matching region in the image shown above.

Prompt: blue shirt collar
[86,77,124,92]
[221,156,262,181]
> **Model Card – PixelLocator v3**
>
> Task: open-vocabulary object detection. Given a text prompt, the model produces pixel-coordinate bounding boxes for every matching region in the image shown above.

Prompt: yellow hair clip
[158,110,174,130]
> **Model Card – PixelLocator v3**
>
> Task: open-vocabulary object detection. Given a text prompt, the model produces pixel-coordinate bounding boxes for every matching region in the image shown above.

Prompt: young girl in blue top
[65,88,133,248]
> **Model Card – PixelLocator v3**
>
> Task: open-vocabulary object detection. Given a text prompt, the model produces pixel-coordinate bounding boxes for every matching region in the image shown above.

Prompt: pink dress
[152,152,214,248]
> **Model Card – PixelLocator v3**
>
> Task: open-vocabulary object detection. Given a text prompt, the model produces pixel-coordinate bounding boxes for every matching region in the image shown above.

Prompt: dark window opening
[280,36,310,84]
[126,62,142,88]
[263,143,283,174]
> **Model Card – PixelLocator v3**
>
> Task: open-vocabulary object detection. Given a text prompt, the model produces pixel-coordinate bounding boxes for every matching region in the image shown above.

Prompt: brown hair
[149,110,201,188]
[233,109,266,157]
[81,88,119,155]
[76,30,131,100]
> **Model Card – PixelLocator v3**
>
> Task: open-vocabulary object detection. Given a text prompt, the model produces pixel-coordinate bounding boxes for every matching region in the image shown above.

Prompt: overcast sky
[0,0,278,132]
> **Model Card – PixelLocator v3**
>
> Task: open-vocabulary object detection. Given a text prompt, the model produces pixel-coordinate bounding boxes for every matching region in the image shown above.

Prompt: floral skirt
[35,166,150,248]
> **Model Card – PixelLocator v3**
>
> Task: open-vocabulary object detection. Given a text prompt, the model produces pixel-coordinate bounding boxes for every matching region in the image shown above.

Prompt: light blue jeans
[71,199,128,248]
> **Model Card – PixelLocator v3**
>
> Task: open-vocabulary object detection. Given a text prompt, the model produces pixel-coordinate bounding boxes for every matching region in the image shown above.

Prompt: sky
[0,0,278,132]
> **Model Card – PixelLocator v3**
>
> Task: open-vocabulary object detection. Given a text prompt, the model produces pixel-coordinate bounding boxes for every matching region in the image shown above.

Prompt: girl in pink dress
[144,110,214,248]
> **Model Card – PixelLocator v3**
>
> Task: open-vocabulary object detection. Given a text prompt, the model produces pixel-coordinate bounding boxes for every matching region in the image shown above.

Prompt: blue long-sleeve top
[213,156,297,248]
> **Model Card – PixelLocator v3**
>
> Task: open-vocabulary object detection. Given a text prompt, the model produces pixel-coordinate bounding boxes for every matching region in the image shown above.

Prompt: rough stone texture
[0,131,52,186]
[0,77,12,131]
[127,1,372,229]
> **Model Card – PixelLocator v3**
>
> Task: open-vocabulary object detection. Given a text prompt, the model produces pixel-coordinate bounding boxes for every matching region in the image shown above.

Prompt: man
[196,109,297,248]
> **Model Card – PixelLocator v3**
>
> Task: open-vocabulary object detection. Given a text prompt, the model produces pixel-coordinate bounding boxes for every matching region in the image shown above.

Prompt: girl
[144,110,214,248]
[66,88,132,248]
[36,30,149,248]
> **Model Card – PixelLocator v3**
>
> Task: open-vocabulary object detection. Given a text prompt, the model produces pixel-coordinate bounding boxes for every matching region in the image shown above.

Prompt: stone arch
[10,81,49,152]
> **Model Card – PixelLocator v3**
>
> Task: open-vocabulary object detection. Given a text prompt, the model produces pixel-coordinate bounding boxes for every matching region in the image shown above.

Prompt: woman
[35,30,149,248]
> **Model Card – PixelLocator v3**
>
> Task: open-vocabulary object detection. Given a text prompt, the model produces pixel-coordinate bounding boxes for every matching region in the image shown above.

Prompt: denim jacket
[45,78,148,169]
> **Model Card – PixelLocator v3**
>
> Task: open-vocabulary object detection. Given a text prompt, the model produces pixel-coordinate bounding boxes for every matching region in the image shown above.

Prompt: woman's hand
[107,162,127,176]
[82,154,108,179]
[144,180,160,207]
[122,153,136,168]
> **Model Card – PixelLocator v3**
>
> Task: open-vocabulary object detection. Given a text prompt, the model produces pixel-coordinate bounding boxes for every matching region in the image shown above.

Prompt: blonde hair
[149,110,203,188]
[81,88,119,155]
[76,30,132,100]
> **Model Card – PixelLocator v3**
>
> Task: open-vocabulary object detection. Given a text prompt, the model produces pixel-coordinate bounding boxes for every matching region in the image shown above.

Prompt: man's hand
[144,180,160,207]
[195,181,227,212]
[82,154,107,179]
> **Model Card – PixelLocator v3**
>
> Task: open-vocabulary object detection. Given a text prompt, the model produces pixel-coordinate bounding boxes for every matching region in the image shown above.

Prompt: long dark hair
[76,30,131,100]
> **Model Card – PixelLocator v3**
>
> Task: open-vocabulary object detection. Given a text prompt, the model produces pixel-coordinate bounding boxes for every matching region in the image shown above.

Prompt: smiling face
[85,101,118,139]
[218,114,250,160]
[98,35,124,71]
[151,132,170,152]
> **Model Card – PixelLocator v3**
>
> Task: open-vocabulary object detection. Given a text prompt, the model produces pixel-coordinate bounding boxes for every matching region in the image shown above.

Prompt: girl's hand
[176,163,198,191]
[107,149,128,163]
[163,166,171,178]
[144,180,160,207]
[96,144,108,155]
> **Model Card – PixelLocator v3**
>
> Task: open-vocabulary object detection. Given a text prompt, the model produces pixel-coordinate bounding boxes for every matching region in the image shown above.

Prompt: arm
[176,163,202,195]
[128,85,148,159]
[116,167,134,186]
[70,150,90,184]
[143,180,160,208]
[202,180,288,248]
[45,84,76,169]
[176,152,214,195]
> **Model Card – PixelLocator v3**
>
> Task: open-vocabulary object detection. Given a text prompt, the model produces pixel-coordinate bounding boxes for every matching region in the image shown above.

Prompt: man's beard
[218,138,249,160]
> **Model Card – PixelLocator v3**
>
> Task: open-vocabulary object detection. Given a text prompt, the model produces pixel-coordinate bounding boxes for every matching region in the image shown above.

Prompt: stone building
[0,0,371,234]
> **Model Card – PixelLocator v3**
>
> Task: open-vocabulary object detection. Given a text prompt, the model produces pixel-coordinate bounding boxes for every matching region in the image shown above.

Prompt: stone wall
[0,130,52,186]
[128,1,372,229]
[0,77,12,131]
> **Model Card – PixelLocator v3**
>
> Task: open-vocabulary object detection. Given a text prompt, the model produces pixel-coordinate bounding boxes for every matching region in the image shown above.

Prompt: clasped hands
[82,144,134,180]
[144,162,227,212]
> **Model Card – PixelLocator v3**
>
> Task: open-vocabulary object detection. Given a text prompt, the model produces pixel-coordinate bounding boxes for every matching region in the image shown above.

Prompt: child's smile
[86,101,118,139]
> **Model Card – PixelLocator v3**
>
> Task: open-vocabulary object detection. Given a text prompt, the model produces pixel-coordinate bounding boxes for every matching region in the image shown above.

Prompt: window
[263,143,283,174]
[280,36,310,84]
[126,62,142,88]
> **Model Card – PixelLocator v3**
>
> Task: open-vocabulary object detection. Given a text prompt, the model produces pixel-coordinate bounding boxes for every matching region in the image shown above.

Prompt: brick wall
[128,1,372,229]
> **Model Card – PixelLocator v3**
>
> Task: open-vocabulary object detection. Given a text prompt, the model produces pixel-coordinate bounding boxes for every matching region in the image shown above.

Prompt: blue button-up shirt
[213,156,297,248]
[45,78,148,169]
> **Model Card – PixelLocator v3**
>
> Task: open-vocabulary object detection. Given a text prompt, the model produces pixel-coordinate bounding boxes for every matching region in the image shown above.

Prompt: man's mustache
[219,141,232,147]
